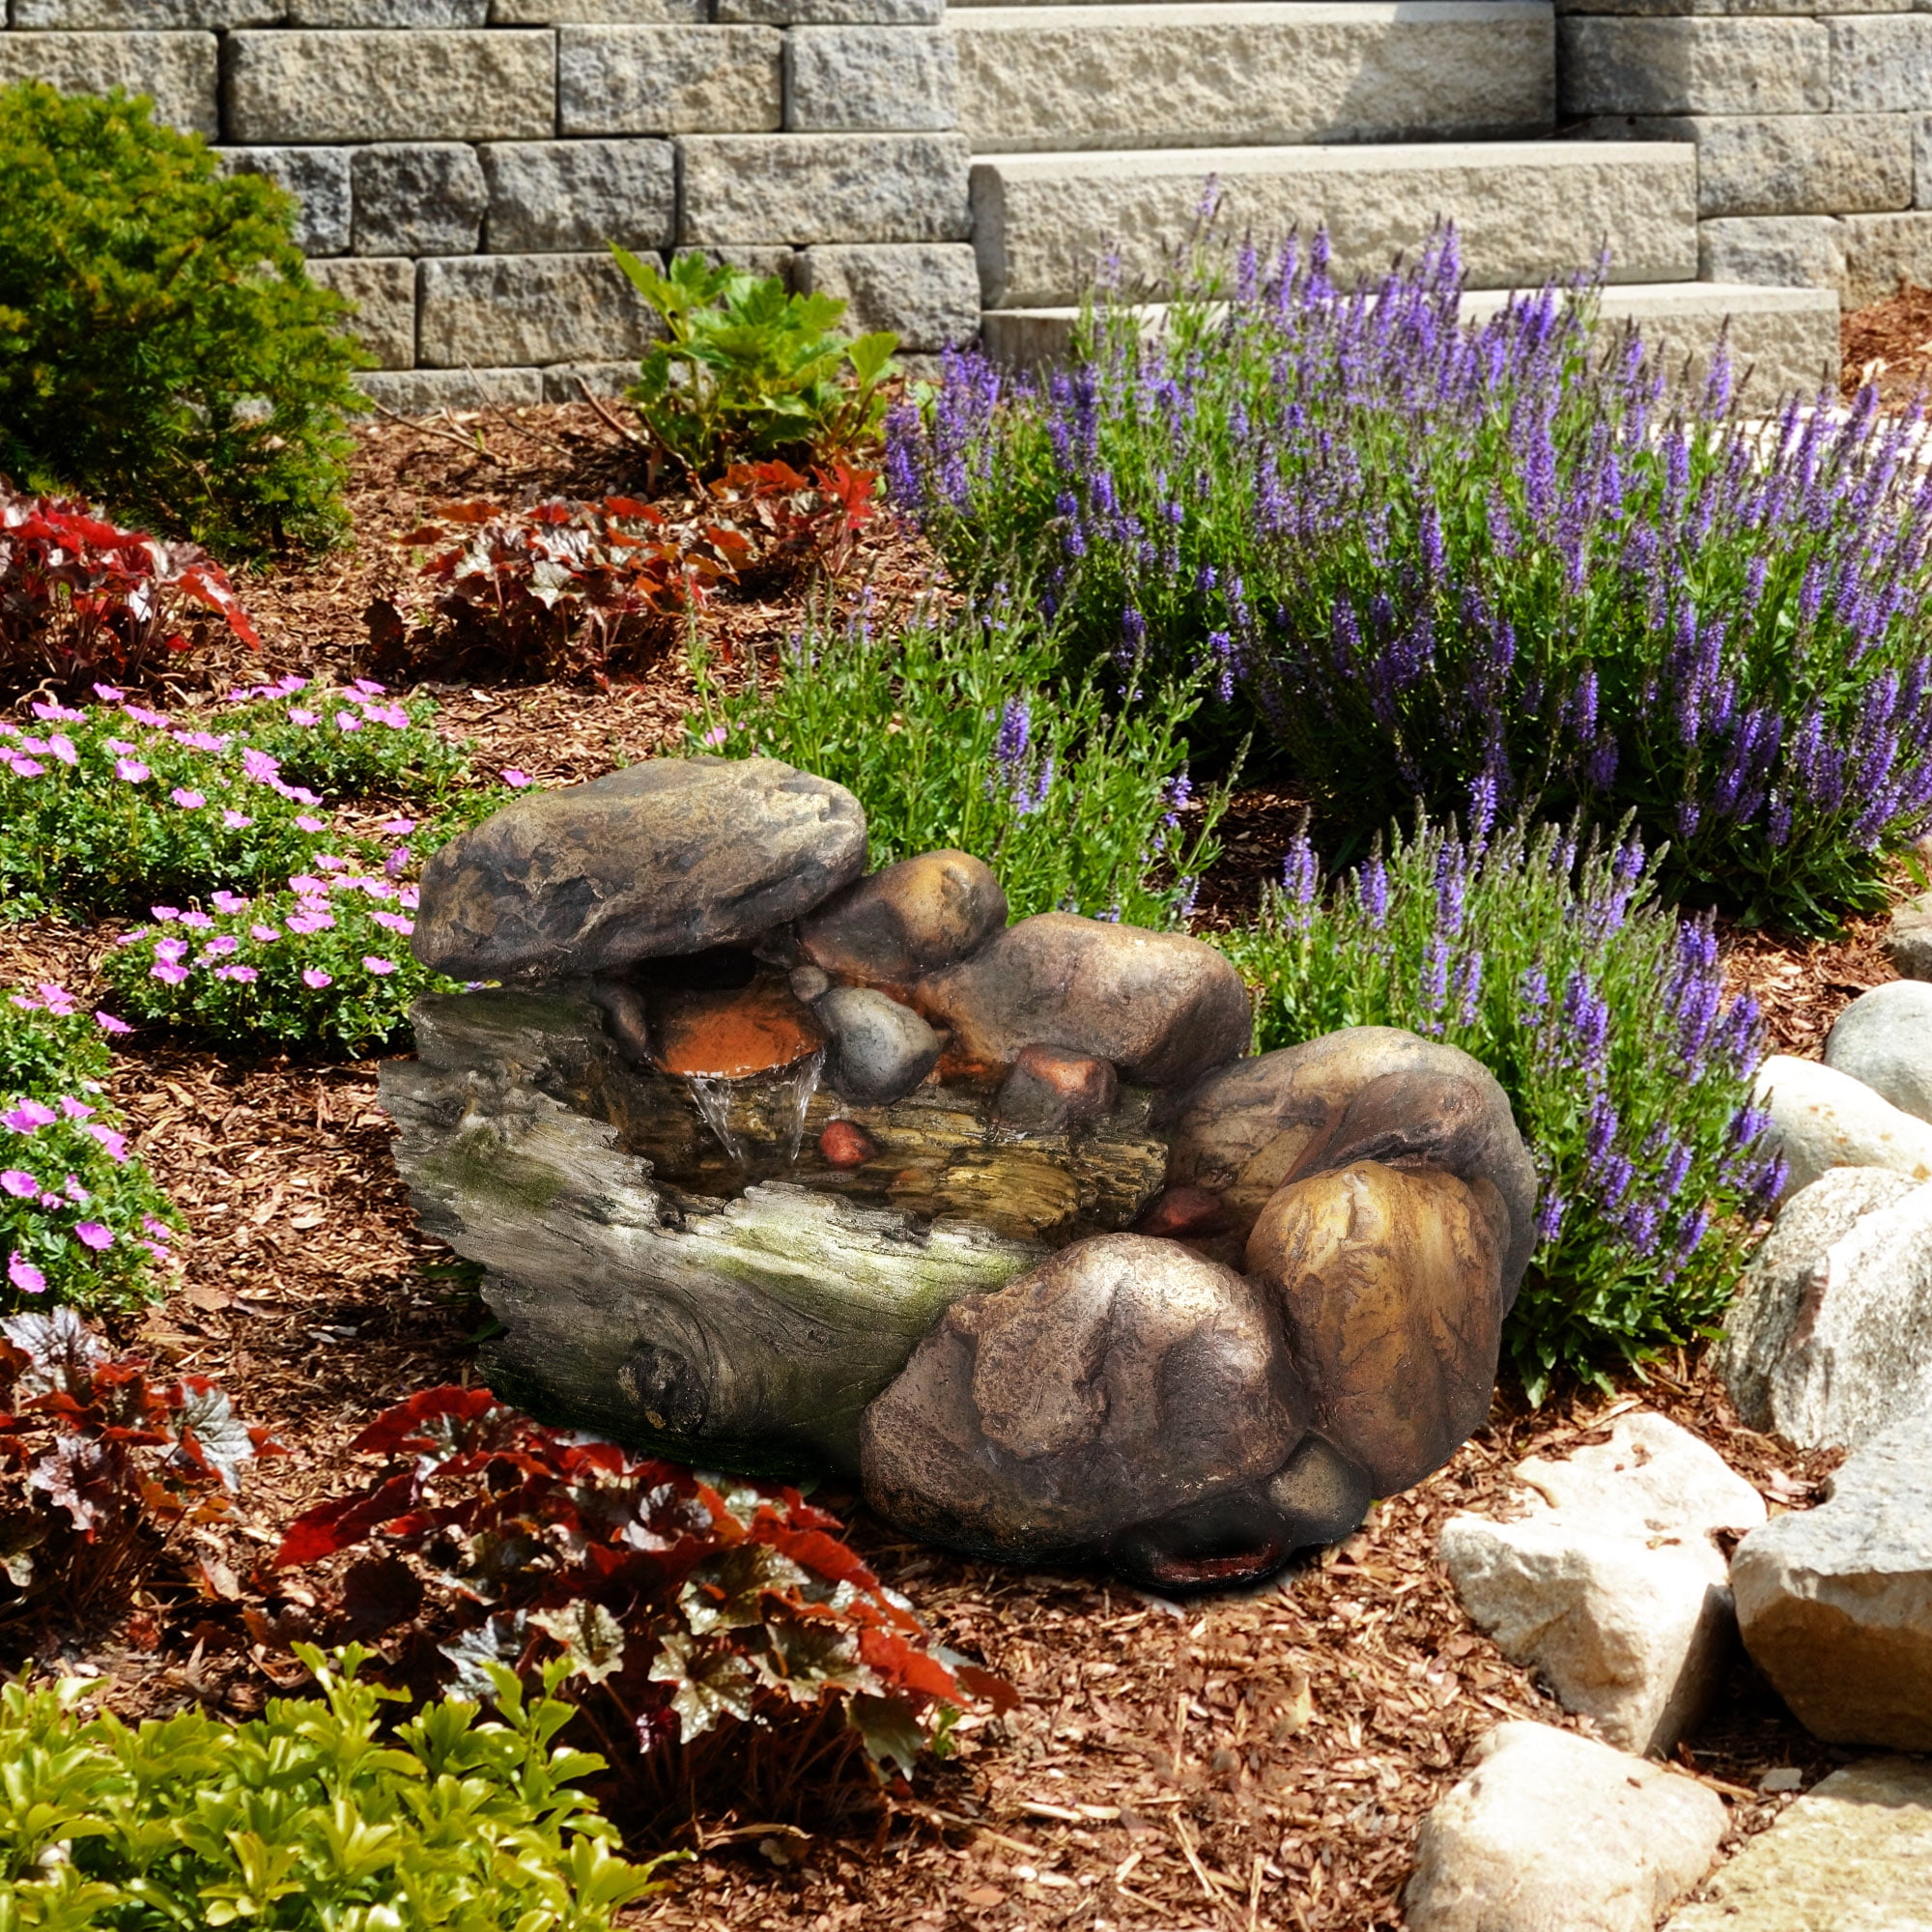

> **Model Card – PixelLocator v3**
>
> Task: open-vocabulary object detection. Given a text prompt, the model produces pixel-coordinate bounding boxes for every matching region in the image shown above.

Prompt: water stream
[683,1048,825,1174]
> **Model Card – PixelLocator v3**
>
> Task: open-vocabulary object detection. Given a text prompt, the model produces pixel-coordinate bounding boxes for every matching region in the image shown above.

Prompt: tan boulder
[799,848,1007,989]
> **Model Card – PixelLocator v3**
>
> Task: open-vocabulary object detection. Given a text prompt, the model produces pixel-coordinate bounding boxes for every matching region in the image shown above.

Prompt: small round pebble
[790,964,831,1003]
[820,1121,877,1168]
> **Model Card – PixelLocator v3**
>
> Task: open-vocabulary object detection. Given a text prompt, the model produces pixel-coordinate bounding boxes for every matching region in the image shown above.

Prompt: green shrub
[0,82,364,555]
[687,592,1231,926]
[1217,810,1781,1399]
[0,1647,673,1931]
[613,247,897,476]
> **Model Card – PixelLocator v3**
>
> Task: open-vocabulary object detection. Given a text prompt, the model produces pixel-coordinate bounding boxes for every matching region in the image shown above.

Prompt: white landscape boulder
[1750,1053,1932,1198]
[1406,1720,1726,1932]
[1717,1164,1932,1451]
[1823,979,1932,1123]
[1438,1410,1766,1754]
[1731,1408,1932,1750]
[1886,888,1932,981]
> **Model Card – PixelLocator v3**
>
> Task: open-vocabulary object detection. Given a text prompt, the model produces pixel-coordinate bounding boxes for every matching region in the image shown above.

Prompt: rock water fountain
[383,758,1537,1591]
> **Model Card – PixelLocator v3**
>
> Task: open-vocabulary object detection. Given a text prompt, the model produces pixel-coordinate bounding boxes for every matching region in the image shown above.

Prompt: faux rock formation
[813,985,943,1105]
[1886,889,1932,981]
[800,847,1008,988]
[995,1043,1119,1132]
[1717,1165,1932,1451]
[1405,1721,1726,1932]
[1824,979,1932,1125]
[1751,1053,1932,1199]
[1438,1411,1766,1755]
[1731,1408,1932,1749]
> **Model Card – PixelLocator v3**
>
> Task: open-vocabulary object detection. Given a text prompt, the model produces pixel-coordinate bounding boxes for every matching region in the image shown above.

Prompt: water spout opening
[683,1048,825,1174]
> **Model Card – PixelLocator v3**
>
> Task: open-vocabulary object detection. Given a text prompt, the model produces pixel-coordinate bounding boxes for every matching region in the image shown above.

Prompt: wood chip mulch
[1842,282,1932,410]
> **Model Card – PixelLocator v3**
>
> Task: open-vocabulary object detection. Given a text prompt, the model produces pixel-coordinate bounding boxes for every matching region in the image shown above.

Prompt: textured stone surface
[1577,111,1912,216]
[1166,1026,1538,1291]
[972,142,1697,309]
[307,257,417,370]
[355,368,547,414]
[0,32,218,138]
[785,24,956,131]
[480,140,677,253]
[225,29,554,143]
[1559,18,1829,117]
[558,25,783,135]
[13,0,274,20]
[1842,211,1932,306]
[1825,980,1932,1123]
[494,0,700,17]
[861,1233,1332,1584]
[1700,213,1847,288]
[722,0,941,16]
[1889,889,1932,977]
[681,133,973,244]
[219,146,354,257]
[1733,1410,1932,1749]
[953,2,1553,155]
[1439,1411,1766,1753]
[796,242,982,349]
[799,849,1007,988]
[911,912,1251,1088]
[1663,1758,1932,1932]
[1753,1052,1932,1197]
[996,1043,1119,1131]
[417,254,660,369]
[351,144,488,258]
[814,986,943,1105]
[1830,14,1932,114]
[541,360,639,402]
[1406,1722,1726,1932]
[288,0,487,20]
[1717,1165,1932,1452]
[412,757,867,981]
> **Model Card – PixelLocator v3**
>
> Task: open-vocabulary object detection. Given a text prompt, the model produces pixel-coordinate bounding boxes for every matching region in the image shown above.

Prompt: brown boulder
[912,913,1252,1088]
[799,849,1008,989]
[996,1044,1119,1131]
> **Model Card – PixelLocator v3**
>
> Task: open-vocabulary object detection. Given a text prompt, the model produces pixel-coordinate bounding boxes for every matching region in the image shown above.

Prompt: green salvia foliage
[612,246,898,475]
[0,1646,677,1931]
[1217,813,1776,1401]
[686,590,1232,927]
[0,82,366,557]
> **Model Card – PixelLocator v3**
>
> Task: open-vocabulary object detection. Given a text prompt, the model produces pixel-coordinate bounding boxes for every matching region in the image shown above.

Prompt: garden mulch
[1,383,1910,1928]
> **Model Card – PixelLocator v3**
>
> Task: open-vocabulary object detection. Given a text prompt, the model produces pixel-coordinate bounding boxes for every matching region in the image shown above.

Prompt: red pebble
[819,1120,877,1168]
[1135,1183,1228,1239]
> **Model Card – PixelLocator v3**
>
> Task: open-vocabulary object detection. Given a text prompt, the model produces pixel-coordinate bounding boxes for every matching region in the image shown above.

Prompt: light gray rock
[1438,1411,1766,1754]
[558,25,783,135]
[494,0,700,18]
[1559,18,1830,118]
[1406,1721,1727,1932]
[307,257,417,371]
[417,254,660,370]
[224,29,554,144]
[1841,211,1932,308]
[14,0,274,24]
[1663,1757,1932,1932]
[1889,889,1932,978]
[784,26,956,133]
[815,987,943,1106]
[722,0,940,17]
[287,0,486,20]
[1700,213,1847,289]
[1752,1053,1932,1198]
[1824,980,1932,1124]
[412,756,867,981]
[1732,1409,1932,1749]
[354,368,546,416]
[1718,1165,1930,1451]
[1830,14,1932,114]
[796,243,980,351]
[680,133,972,244]
[540,360,640,403]
[480,140,677,253]
[351,145,488,258]
[0,32,219,139]
[220,146,354,257]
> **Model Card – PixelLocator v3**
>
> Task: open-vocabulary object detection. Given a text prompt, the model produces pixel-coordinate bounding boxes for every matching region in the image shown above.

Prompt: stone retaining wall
[0,1,979,411]
[1563,0,1932,306]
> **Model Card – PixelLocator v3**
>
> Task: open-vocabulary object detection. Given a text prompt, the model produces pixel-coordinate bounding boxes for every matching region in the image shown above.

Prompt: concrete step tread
[952,2,1550,27]
[973,138,1690,179]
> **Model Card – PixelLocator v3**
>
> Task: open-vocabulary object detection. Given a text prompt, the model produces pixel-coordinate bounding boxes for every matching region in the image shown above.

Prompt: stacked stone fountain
[384,756,1537,1591]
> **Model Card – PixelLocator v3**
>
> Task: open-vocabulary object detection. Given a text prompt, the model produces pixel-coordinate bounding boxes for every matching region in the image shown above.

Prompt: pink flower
[211,891,249,914]
[501,768,533,787]
[384,846,409,878]
[7,1257,45,1295]
[288,874,326,895]
[1,1102,57,1133]
[399,887,420,910]
[7,757,45,779]
[47,734,76,766]
[213,964,258,983]
[114,758,151,783]
[103,738,136,756]
[151,905,183,923]
[122,705,169,727]
[37,983,74,1016]
[701,724,728,746]
[60,1098,95,1121]
[353,678,386,696]
[377,817,416,837]
[154,939,188,965]
[222,810,253,830]
[92,683,125,701]
[31,701,85,724]
[241,748,280,781]
[363,956,398,976]
[316,856,351,873]
[200,934,240,958]
[369,910,413,934]
[171,788,206,810]
[150,962,189,985]
[85,1124,128,1162]
[174,730,228,753]
[286,912,334,935]
[295,814,326,833]
[93,1010,132,1036]
[73,1221,112,1251]
[250,922,281,942]
[178,910,213,929]
[287,707,319,727]
[302,967,333,989]
[334,711,364,733]
[277,783,322,806]
[368,704,410,729]
[1,1171,39,1198]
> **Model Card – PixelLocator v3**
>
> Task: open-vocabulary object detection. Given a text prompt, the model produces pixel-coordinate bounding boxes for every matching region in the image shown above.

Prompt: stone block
[14,1,278,22]
[350,144,488,258]
[1552,0,1900,11]
[1920,115,1932,210]
[494,0,700,14]
[722,0,940,18]
[480,140,676,252]
[417,253,662,369]
[355,367,547,417]
[1831,14,1932,113]
[710,243,799,283]
[797,242,980,349]
[558,26,783,135]
[0,33,218,139]
[287,0,486,21]
[1843,211,1932,306]
[1700,214,1846,289]
[1559,19,1830,117]
[219,146,353,257]
[784,26,956,133]
[307,256,417,370]
[680,132,972,244]
[542,360,639,401]
[224,30,554,144]
[1576,112,1911,216]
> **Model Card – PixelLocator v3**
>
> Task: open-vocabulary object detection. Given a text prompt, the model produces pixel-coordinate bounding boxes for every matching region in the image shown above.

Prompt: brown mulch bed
[1842,283,1932,409]
[1,397,1910,1927]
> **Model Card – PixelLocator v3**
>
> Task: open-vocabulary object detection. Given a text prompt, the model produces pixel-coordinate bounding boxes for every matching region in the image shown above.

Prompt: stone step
[979,280,1842,403]
[953,2,1553,154]
[971,140,1699,310]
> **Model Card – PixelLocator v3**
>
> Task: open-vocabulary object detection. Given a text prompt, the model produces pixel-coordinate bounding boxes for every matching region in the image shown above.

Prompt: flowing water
[683,1048,825,1174]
